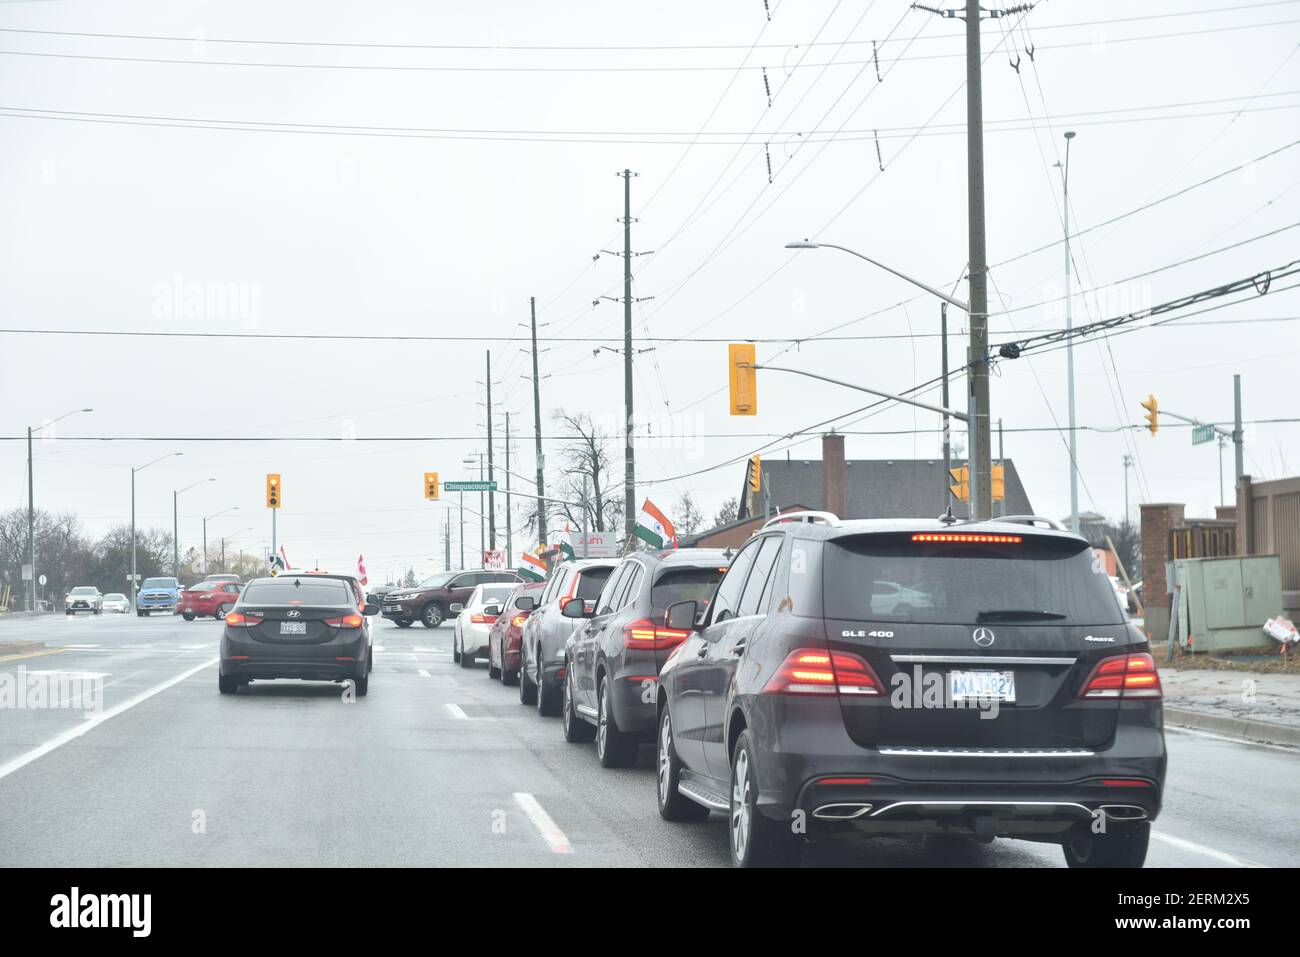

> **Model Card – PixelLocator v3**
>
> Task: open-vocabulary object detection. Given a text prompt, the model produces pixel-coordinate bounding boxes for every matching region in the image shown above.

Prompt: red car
[180,580,245,620]
[487,581,545,686]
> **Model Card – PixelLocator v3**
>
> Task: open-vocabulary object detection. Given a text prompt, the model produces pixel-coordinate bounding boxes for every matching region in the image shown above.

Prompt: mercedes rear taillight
[1079,652,1162,699]
[762,649,883,696]
[622,618,690,651]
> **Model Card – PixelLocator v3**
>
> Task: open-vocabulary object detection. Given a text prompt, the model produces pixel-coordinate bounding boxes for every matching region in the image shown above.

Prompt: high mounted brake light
[912,533,1022,544]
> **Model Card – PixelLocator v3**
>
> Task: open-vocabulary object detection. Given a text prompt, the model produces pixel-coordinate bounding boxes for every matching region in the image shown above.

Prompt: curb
[1165,706,1300,748]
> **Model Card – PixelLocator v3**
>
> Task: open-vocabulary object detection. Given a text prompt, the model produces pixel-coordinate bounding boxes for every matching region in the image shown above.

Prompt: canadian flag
[356,553,368,586]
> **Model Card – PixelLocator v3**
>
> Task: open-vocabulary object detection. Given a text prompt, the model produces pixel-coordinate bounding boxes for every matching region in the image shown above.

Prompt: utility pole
[1122,453,1134,524]
[1060,129,1079,534]
[26,426,34,611]
[915,1,1032,521]
[530,296,548,548]
[459,490,465,569]
[485,350,496,550]
[444,510,451,571]
[505,410,513,566]
[621,168,636,544]
[940,303,951,513]
[1233,373,1244,483]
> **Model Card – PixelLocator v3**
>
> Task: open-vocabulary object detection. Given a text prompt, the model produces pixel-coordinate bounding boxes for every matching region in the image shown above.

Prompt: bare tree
[549,409,623,535]
[713,496,739,528]
[672,492,705,536]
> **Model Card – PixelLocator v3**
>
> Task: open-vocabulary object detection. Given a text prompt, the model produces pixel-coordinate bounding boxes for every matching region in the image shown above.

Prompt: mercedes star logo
[972,627,995,647]
[286,609,301,618]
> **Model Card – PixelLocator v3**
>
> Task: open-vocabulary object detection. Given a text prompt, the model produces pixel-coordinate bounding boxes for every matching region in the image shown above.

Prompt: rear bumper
[744,698,1166,835]
[220,630,368,682]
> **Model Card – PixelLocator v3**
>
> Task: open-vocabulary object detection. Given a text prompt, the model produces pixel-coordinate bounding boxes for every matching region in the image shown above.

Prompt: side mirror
[515,595,536,611]
[483,604,502,617]
[561,596,591,619]
[362,603,381,616]
[665,600,699,632]
[450,602,464,613]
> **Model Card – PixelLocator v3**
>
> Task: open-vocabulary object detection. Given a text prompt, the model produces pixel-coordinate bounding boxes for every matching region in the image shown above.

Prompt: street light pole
[26,407,92,611]
[1060,129,1079,534]
[130,452,182,610]
[173,478,215,578]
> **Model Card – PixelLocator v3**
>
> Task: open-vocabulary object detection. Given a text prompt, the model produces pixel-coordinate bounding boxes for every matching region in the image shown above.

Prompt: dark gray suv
[518,559,616,714]
[655,513,1166,868]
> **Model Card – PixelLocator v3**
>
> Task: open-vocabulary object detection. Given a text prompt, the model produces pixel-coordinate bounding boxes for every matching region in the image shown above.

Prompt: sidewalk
[1160,666,1300,747]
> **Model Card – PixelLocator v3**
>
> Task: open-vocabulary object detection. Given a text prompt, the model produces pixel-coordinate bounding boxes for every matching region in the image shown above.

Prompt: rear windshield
[575,567,613,600]
[479,585,516,606]
[240,579,353,606]
[651,567,726,620]
[70,587,98,595]
[823,533,1124,626]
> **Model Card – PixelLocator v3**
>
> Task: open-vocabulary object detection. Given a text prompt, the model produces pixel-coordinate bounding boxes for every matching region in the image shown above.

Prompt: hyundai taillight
[224,611,259,627]
[325,613,364,629]
[511,614,528,628]
[1079,652,1162,699]
[763,649,883,696]
[471,613,498,625]
[622,618,690,650]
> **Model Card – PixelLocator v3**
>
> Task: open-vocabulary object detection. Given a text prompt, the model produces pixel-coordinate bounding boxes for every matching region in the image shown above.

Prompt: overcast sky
[2,0,1297,584]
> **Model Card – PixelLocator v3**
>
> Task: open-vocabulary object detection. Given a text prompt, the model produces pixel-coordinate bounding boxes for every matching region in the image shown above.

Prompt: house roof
[737,458,1034,521]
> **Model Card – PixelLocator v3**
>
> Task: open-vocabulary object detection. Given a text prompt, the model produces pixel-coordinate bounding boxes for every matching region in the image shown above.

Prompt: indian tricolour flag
[633,498,677,550]
[518,548,547,581]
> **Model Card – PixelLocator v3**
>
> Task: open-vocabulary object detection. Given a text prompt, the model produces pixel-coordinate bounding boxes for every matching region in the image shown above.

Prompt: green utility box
[1171,555,1282,653]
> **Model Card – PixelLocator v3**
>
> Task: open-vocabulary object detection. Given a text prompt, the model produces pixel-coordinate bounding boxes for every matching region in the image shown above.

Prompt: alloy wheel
[731,749,752,864]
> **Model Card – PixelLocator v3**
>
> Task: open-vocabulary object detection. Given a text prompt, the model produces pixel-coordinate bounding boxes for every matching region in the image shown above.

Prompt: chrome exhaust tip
[1099,804,1148,821]
[812,803,874,821]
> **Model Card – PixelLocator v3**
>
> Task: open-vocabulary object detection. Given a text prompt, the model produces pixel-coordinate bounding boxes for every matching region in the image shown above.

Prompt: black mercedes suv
[655,512,1165,868]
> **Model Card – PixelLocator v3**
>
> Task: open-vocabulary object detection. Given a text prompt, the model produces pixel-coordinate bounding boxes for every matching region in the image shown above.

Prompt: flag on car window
[554,526,577,562]
[518,548,547,581]
[356,553,368,586]
[634,499,677,550]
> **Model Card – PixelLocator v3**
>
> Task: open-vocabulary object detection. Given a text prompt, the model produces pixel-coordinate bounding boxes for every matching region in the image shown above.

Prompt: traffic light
[424,471,440,500]
[728,343,757,416]
[748,455,762,495]
[991,463,1005,502]
[1141,394,1159,436]
[948,466,970,502]
[266,473,281,509]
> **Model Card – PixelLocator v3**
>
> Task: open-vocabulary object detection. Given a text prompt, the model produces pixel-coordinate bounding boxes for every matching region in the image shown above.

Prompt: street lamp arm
[753,363,969,421]
[786,241,970,312]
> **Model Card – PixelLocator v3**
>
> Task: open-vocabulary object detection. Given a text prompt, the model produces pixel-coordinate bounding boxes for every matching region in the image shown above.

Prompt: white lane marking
[63,644,101,649]
[513,793,573,854]
[445,703,468,720]
[1165,724,1297,754]
[0,657,217,783]
[1151,831,1270,868]
[375,645,386,653]
[418,669,431,678]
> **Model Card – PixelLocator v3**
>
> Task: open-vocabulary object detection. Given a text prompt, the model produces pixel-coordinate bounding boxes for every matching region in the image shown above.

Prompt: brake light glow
[325,614,364,629]
[623,618,690,650]
[471,614,498,625]
[511,614,528,628]
[1079,653,1162,699]
[224,611,259,627]
[763,649,882,696]
[911,533,1022,544]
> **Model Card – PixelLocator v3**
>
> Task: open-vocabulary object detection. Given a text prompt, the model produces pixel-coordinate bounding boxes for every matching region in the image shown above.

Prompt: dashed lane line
[513,792,574,854]
[1151,831,1270,868]
[445,703,468,720]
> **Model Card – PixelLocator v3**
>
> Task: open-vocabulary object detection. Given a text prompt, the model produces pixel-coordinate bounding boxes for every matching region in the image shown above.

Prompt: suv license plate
[280,621,307,635]
[948,670,1015,702]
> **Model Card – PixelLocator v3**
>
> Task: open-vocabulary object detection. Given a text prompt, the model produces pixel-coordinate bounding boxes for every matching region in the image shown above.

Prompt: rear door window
[595,564,628,615]
[710,539,760,622]
[615,564,644,612]
[823,533,1124,625]
[737,537,782,617]
[240,579,353,606]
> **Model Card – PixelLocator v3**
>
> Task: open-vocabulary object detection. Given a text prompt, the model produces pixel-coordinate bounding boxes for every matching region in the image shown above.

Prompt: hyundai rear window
[823,533,1123,626]
[240,579,353,605]
[651,568,725,620]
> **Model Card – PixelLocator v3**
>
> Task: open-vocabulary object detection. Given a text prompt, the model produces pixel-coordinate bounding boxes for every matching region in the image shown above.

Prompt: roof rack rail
[760,510,841,531]
[996,515,1068,532]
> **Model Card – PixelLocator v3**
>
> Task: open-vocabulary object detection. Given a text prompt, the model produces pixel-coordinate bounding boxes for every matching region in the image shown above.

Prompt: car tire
[351,671,369,697]
[501,659,518,686]
[729,730,801,868]
[182,612,196,621]
[218,673,238,695]
[65,610,72,616]
[562,667,595,743]
[459,644,475,668]
[420,602,444,629]
[657,707,710,822]
[136,610,145,618]
[451,633,461,663]
[518,653,538,705]
[596,677,638,768]
[394,620,412,629]
[536,659,560,716]
[487,648,501,680]
[94,608,102,615]
[1062,820,1150,868]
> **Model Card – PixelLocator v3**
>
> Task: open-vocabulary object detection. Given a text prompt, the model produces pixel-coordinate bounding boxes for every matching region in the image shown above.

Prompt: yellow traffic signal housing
[948,466,970,502]
[424,471,440,500]
[728,343,757,416]
[266,473,281,509]
[748,455,762,495]
[991,463,1005,502]
[1140,394,1159,436]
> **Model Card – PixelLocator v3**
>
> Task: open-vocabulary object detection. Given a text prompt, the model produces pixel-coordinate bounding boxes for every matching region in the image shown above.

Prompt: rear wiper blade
[975,609,1067,622]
